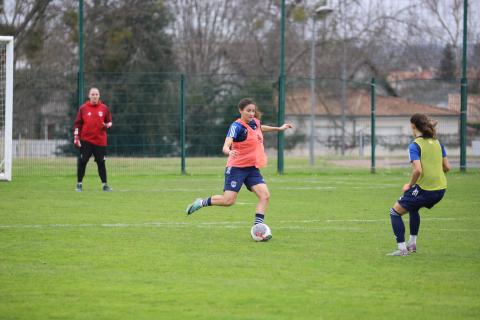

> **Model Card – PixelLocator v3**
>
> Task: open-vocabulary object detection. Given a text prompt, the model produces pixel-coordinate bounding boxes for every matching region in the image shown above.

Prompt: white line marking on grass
[325,217,460,223]
[278,186,337,190]
[326,219,384,222]
[115,188,220,192]
[438,228,480,232]
[276,184,398,190]
[0,217,466,229]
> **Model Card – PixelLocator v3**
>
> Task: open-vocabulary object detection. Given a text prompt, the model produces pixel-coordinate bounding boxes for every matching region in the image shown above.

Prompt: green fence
[10,71,480,177]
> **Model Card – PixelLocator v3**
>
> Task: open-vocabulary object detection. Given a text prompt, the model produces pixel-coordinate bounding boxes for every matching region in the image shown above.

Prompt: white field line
[326,217,461,222]
[438,228,480,232]
[277,184,398,190]
[115,188,220,192]
[0,222,362,232]
[0,217,468,230]
[278,186,337,190]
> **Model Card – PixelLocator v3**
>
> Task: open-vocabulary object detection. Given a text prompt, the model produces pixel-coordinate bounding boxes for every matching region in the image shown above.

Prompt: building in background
[283,89,459,157]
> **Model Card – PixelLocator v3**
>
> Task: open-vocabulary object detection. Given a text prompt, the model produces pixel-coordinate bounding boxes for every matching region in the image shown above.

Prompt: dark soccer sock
[201,197,212,207]
[409,210,420,236]
[254,213,264,225]
[389,208,405,243]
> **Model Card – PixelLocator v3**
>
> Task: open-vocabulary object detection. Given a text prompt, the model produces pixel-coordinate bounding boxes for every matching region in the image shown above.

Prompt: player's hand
[402,183,411,192]
[74,135,81,148]
[280,123,293,131]
[104,122,112,129]
[228,150,239,158]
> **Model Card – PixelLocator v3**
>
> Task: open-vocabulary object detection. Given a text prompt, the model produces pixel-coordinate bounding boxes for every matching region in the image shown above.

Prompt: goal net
[0,36,13,181]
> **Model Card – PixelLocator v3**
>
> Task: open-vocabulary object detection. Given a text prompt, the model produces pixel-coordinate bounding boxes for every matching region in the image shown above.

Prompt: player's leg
[186,167,244,215]
[407,210,420,252]
[245,168,268,225]
[76,141,93,191]
[186,191,238,215]
[387,200,409,256]
[93,145,111,192]
[250,183,269,225]
[211,191,238,206]
[407,188,445,253]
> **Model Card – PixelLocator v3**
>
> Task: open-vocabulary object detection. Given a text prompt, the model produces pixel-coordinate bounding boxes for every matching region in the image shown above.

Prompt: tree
[438,43,457,80]
[0,0,54,62]
[75,0,178,156]
[167,0,242,75]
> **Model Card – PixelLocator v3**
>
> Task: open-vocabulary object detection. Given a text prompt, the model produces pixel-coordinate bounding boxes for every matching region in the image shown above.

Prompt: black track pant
[77,141,107,183]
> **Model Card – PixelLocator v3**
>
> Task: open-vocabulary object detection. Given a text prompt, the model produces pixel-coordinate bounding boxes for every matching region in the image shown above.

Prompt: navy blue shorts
[224,166,265,193]
[398,185,446,212]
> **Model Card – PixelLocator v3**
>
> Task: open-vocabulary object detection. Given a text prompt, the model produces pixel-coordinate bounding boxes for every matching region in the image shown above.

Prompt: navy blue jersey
[226,120,258,142]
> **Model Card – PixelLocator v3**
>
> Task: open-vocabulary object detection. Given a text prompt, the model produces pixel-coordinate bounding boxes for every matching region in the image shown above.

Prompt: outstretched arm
[261,123,293,132]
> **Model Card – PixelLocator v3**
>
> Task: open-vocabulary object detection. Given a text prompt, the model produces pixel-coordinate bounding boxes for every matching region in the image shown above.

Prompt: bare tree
[168,0,242,75]
[0,0,54,58]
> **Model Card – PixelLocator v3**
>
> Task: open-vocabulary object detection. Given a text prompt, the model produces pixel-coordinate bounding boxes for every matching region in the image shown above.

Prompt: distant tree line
[0,0,478,156]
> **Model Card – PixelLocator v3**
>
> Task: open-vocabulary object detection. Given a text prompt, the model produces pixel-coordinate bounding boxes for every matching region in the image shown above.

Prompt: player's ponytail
[237,97,262,120]
[410,113,437,139]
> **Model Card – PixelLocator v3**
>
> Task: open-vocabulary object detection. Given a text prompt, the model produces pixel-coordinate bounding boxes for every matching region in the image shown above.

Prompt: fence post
[277,75,285,175]
[459,0,468,172]
[77,0,84,108]
[277,0,286,175]
[180,74,186,175]
[370,77,376,174]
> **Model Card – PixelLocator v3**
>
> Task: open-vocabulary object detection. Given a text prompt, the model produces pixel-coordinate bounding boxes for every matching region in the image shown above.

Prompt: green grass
[1,158,479,319]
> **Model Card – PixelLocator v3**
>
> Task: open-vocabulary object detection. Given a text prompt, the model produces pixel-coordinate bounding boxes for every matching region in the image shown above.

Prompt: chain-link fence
[10,71,480,176]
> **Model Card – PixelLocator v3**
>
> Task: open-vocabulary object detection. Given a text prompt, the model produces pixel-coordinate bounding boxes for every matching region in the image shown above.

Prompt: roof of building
[286,89,459,117]
[448,94,480,124]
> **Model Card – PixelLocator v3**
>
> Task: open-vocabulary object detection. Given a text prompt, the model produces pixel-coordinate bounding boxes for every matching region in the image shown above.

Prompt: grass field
[1,158,479,319]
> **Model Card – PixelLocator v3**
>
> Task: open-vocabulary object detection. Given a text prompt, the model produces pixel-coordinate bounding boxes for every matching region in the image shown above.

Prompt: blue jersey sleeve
[227,122,241,139]
[408,142,420,162]
[440,143,447,157]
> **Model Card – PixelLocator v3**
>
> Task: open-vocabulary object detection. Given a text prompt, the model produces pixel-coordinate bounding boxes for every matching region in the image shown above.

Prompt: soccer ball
[251,223,272,242]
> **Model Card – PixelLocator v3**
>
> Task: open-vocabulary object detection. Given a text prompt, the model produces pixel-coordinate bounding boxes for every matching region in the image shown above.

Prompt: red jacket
[74,101,112,146]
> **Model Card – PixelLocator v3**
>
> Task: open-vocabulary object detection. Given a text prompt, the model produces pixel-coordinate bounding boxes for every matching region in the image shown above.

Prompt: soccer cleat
[407,242,417,253]
[76,183,82,192]
[186,198,203,215]
[102,185,112,192]
[386,249,409,256]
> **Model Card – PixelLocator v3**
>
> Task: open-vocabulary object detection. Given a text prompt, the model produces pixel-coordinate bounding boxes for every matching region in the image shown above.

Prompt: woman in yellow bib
[387,113,450,256]
[186,98,293,228]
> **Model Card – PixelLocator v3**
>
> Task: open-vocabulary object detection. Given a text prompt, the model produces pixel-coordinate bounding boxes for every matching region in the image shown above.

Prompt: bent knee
[259,191,270,202]
[224,198,236,206]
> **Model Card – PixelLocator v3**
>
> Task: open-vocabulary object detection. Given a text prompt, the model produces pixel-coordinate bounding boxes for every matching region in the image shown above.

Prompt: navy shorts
[398,185,446,212]
[224,166,265,193]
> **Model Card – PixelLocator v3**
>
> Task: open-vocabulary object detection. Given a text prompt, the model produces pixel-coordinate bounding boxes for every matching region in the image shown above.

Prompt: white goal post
[0,36,14,181]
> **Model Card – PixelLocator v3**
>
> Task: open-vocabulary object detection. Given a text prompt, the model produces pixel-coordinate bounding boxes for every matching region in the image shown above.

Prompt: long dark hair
[237,98,261,119]
[410,113,437,139]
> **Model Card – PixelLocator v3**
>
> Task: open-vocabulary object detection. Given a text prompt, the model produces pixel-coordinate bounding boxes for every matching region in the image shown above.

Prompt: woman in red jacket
[186,98,293,227]
[73,87,112,192]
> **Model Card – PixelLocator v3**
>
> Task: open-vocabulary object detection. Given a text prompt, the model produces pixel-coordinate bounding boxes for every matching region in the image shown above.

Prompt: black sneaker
[103,185,112,192]
[76,183,82,192]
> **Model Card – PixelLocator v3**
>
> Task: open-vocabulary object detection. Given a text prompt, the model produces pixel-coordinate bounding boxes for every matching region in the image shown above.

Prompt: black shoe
[103,185,112,192]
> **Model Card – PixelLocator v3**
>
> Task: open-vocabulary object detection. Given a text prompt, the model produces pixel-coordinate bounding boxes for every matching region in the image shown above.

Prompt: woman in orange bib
[186,98,293,227]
